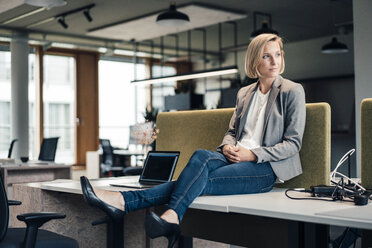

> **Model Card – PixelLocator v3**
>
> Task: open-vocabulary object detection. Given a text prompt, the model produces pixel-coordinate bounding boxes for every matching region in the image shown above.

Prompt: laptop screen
[140,151,179,183]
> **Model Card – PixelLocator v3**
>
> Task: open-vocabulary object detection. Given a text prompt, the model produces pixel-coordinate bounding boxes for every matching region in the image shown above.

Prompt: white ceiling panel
[0,0,25,14]
[86,4,247,41]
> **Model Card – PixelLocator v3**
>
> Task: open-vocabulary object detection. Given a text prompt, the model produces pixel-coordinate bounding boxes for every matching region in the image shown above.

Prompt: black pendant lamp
[250,21,278,40]
[156,1,190,27]
[250,12,278,40]
[321,37,348,54]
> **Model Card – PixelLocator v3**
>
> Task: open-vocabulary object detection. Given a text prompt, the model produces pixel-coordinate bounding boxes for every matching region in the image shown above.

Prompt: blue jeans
[121,149,276,221]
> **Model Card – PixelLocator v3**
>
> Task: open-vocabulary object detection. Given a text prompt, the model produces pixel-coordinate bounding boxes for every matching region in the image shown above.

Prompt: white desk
[36,177,372,229]
[225,188,372,230]
[11,177,372,248]
[39,176,231,213]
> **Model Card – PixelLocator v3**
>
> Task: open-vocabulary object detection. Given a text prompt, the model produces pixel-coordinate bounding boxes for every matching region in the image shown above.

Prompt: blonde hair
[245,33,285,79]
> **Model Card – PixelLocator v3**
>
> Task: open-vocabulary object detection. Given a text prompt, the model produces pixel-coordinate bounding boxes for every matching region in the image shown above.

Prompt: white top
[33,179,372,230]
[237,88,271,150]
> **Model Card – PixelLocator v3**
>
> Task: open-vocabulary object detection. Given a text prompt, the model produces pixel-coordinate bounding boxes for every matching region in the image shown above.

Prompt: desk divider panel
[279,102,331,189]
[156,103,331,188]
[361,98,372,189]
[156,108,234,179]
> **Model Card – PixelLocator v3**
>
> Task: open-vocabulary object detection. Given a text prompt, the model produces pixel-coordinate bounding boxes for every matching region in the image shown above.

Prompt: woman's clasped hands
[222,145,257,163]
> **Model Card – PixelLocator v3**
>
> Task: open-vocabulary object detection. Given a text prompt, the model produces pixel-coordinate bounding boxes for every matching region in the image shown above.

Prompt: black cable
[285,189,336,201]
[285,189,355,202]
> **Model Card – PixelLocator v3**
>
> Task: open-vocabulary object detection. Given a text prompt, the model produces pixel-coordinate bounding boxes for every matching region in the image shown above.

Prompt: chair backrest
[99,139,114,166]
[156,103,331,188]
[361,98,372,188]
[38,137,59,162]
[7,139,18,159]
[0,170,9,242]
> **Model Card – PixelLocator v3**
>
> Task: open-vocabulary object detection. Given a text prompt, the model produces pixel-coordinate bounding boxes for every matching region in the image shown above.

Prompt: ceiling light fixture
[24,0,66,8]
[156,0,190,27]
[250,12,278,40]
[27,17,55,28]
[26,4,95,29]
[1,7,46,25]
[321,1,348,54]
[131,66,238,85]
[83,9,93,22]
[321,37,348,54]
[58,16,68,29]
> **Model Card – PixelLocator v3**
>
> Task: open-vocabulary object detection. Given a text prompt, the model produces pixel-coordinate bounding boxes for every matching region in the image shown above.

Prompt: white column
[10,32,29,158]
[353,0,372,177]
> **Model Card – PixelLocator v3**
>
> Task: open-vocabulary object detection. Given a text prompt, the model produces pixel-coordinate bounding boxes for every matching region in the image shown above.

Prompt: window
[29,52,36,158]
[0,46,36,158]
[151,65,176,111]
[0,49,11,82]
[99,58,147,148]
[43,55,75,163]
[0,101,10,155]
[0,48,11,157]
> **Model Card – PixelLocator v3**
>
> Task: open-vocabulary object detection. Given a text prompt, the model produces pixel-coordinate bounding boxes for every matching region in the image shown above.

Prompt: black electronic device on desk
[110,151,179,189]
[286,149,371,206]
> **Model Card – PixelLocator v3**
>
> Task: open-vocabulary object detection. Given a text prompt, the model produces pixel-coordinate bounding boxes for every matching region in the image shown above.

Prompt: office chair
[38,137,59,162]
[99,139,143,177]
[0,171,79,248]
[7,139,18,159]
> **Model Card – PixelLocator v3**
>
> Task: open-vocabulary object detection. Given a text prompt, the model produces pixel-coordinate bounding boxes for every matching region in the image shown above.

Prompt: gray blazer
[218,75,306,181]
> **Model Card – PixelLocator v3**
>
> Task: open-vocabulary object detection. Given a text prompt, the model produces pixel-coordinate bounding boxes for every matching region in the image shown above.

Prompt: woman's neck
[258,77,275,94]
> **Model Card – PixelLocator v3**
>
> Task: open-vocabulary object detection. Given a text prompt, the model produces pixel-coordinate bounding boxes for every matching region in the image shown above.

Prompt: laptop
[110,151,180,188]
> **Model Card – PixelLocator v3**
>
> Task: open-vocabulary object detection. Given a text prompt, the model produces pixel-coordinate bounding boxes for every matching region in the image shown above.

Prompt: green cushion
[156,103,331,188]
[361,98,372,188]
[156,108,234,179]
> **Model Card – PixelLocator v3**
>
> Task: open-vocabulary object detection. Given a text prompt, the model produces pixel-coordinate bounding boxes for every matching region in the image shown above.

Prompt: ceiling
[0,0,353,54]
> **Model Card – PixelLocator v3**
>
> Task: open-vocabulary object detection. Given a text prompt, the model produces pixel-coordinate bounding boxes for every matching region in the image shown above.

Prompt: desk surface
[1,162,72,170]
[27,177,372,230]
[113,149,144,156]
[87,149,144,156]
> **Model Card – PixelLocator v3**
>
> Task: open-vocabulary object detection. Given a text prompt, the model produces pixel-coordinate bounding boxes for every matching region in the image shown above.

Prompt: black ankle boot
[145,212,181,248]
[80,176,124,221]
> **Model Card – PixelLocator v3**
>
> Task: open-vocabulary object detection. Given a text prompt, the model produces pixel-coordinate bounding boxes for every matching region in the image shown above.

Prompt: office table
[11,177,372,248]
[0,162,71,196]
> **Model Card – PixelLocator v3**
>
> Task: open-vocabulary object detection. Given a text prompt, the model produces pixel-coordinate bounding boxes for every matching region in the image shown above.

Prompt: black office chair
[38,137,59,162]
[99,139,143,177]
[7,139,18,159]
[0,170,79,248]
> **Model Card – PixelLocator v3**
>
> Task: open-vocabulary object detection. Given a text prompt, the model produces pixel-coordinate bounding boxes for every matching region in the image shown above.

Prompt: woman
[80,33,306,248]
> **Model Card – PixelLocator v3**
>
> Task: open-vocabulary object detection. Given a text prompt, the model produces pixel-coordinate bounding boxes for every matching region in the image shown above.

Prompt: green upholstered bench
[361,98,372,189]
[156,103,331,189]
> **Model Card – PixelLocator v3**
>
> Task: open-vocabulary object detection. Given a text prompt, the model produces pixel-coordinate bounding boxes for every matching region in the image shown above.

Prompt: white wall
[283,34,354,80]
